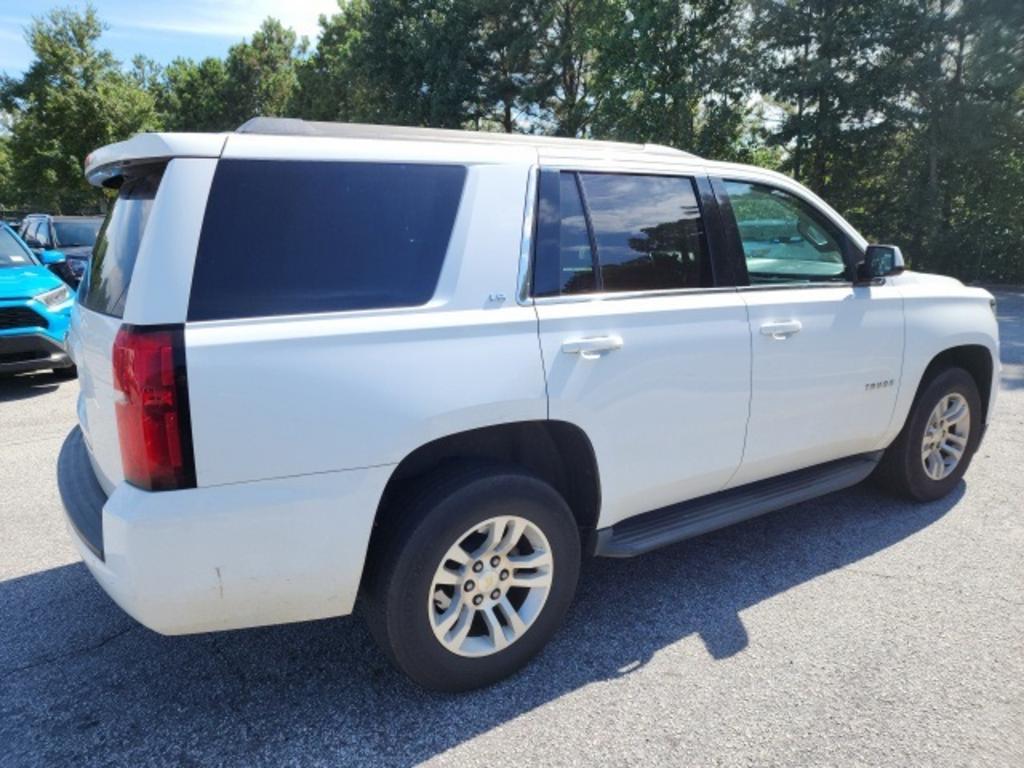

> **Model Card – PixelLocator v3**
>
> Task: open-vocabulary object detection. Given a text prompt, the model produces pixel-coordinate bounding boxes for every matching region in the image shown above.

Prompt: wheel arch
[371,420,602,554]
[917,344,995,423]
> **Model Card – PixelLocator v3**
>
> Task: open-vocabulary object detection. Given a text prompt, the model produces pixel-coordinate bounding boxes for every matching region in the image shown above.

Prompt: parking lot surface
[2,290,1022,767]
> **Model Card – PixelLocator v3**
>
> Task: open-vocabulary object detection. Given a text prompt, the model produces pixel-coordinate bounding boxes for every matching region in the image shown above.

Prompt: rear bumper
[56,427,391,635]
[0,332,72,374]
[57,428,107,559]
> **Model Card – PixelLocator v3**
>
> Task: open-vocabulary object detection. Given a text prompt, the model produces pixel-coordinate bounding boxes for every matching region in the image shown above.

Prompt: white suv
[58,118,1000,691]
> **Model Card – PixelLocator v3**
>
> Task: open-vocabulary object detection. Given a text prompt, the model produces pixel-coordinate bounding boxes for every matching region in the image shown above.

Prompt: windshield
[0,228,38,268]
[54,220,102,248]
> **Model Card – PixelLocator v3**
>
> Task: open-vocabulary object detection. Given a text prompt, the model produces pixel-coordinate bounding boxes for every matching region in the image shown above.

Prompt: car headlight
[36,285,72,308]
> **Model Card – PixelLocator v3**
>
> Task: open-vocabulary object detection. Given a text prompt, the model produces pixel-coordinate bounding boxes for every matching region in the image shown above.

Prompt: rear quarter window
[187,160,467,321]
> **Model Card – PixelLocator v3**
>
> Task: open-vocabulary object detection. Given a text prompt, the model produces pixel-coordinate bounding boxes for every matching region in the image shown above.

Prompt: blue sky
[0,0,341,76]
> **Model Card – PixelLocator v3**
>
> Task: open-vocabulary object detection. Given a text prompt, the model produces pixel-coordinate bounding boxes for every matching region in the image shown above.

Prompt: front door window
[724,181,848,284]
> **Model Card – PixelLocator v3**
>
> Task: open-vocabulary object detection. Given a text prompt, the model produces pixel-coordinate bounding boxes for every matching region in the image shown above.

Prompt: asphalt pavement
[1,290,1022,767]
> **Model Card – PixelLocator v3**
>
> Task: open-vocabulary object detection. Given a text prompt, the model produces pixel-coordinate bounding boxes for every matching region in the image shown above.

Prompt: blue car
[0,223,76,377]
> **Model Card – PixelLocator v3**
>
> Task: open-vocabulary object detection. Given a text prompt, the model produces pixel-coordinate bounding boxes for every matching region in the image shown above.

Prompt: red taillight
[112,325,196,491]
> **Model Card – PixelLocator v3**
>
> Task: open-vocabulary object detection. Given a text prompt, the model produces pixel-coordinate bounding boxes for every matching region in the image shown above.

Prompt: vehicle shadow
[0,372,65,402]
[0,481,963,767]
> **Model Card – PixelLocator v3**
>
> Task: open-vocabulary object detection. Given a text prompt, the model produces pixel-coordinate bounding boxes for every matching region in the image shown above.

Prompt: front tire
[875,367,982,501]
[363,464,581,692]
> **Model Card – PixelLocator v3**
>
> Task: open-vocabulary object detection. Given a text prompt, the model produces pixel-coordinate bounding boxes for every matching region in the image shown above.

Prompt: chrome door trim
[532,286,740,306]
[736,282,854,292]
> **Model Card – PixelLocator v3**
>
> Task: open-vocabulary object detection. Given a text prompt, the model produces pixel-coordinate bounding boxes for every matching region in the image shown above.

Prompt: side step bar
[594,452,883,558]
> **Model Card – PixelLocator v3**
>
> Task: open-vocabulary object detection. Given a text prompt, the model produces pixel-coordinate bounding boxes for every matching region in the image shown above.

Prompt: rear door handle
[561,335,624,360]
[760,320,803,340]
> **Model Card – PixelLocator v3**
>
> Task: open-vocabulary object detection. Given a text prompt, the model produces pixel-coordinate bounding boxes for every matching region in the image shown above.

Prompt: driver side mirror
[856,244,905,283]
[40,249,66,266]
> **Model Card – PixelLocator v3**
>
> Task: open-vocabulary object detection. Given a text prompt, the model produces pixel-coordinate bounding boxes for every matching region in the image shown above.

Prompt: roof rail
[235,117,698,158]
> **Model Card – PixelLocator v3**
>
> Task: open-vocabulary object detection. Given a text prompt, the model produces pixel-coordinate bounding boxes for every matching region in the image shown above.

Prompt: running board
[594,452,883,558]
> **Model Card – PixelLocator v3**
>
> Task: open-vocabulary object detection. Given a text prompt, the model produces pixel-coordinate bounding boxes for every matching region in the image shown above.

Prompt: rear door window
[533,171,598,296]
[188,160,467,321]
[533,171,711,296]
[581,173,710,292]
[80,169,164,317]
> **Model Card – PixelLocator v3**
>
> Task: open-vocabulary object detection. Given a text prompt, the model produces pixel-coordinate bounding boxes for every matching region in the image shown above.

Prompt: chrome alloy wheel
[428,515,553,658]
[921,393,971,481]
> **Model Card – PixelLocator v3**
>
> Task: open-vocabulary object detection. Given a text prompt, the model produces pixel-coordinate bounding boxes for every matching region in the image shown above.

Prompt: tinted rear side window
[580,173,710,292]
[533,171,598,296]
[80,169,163,318]
[533,170,711,296]
[188,160,467,321]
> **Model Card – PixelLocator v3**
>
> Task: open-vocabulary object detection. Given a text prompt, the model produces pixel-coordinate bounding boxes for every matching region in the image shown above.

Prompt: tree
[473,0,547,132]
[147,17,310,134]
[292,2,370,122]
[588,0,753,156]
[296,0,559,134]
[0,134,20,212]
[532,0,607,136]
[751,0,913,200]
[895,0,1024,280]
[0,1,1020,283]
[129,54,163,93]
[223,18,306,126]
[0,5,158,212]
[156,57,231,132]
[296,0,484,129]
[354,0,483,128]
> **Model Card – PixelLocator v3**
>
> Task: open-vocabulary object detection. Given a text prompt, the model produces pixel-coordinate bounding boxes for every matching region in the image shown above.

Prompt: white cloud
[110,0,341,42]
[0,2,346,74]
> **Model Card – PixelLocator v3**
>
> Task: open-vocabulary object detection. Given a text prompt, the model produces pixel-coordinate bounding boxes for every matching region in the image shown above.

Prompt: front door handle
[561,335,624,360]
[760,320,803,340]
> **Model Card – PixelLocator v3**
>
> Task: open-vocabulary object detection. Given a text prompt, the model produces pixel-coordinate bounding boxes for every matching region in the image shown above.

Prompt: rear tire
[875,367,982,501]
[362,463,581,692]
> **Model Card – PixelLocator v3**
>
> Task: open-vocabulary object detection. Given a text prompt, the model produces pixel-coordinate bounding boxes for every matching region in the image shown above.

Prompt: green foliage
[0,0,1021,282]
[156,57,231,132]
[296,0,487,128]
[752,0,1024,282]
[129,55,163,93]
[588,0,752,156]
[472,0,548,132]
[528,0,606,136]
[292,2,369,122]
[0,134,19,211]
[0,5,158,212]
[895,0,1024,282]
[223,18,306,126]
